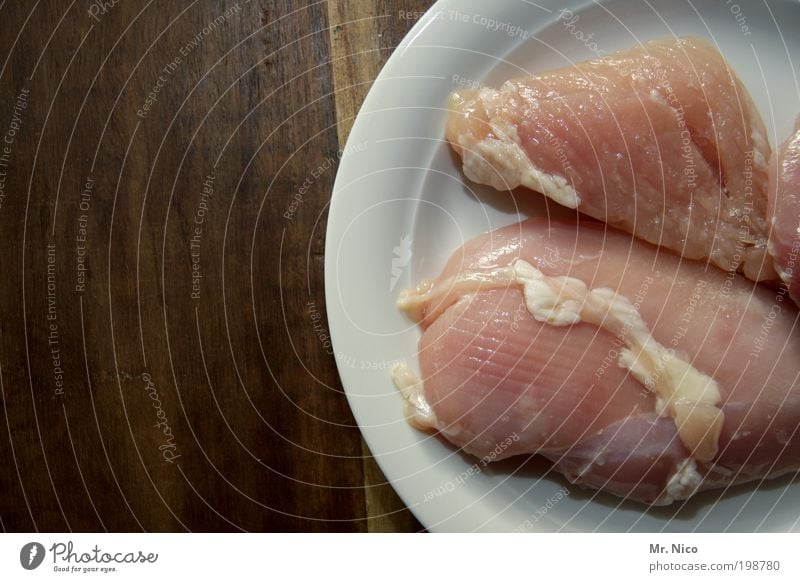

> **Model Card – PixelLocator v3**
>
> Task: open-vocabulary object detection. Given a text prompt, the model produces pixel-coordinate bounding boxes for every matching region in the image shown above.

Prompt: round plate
[324,0,800,532]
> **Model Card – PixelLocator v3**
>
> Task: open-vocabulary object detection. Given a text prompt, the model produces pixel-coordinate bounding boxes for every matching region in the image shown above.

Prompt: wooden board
[0,0,433,532]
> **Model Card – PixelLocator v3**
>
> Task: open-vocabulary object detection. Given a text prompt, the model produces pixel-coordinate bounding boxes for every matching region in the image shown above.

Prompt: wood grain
[327,0,431,534]
[0,0,434,532]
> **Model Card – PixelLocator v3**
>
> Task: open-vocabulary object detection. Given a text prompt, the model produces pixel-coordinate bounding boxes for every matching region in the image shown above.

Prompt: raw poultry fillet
[446,37,777,282]
[393,219,800,504]
[769,116,800,304]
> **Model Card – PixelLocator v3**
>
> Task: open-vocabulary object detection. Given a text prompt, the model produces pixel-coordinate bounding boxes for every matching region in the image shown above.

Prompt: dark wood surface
[0,0,433,533]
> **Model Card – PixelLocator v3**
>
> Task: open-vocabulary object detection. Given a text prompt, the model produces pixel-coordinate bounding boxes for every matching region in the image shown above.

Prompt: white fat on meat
[513,259,724,463]
[450,87,580,209]
[391,362,437,430]
[661,458,703,504]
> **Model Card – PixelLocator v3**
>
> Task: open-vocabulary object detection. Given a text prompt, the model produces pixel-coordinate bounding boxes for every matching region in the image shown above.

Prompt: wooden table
[0,0,433,532]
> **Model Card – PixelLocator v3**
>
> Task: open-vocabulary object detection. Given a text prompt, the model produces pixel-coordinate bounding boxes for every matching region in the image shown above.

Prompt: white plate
[324,0,800,532]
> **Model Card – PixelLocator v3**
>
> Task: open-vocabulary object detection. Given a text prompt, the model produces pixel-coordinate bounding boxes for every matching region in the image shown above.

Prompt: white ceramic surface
[324,0,800,532]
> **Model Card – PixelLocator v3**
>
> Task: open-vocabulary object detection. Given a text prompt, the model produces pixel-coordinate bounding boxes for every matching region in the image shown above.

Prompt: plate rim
[324,0,800,532]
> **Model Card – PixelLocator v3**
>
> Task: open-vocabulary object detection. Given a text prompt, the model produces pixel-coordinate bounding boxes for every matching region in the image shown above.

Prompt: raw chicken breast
[769,115,800,304]
[395,218,800,504]
[446,37,776,282]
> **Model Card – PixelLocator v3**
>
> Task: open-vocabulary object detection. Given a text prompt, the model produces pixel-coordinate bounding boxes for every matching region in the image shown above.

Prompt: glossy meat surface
[446,38,775,282]
[769,115,800,304]
[402,219,800,504]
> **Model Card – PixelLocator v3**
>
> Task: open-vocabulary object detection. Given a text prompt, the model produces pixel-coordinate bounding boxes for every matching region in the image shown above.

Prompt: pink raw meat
[446,38,776,282]
[769,115,800,305]
[397,218,800,504]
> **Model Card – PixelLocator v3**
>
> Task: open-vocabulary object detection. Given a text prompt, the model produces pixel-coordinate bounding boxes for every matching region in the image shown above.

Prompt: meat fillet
[395,219,800,504]
[769,115,800,304]
[446,37,775,282]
